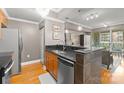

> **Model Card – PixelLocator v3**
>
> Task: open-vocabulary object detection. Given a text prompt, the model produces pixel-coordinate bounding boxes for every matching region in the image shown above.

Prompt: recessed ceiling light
[95,14,99,18]
[86,17,89,21]
[78,9,81,13]
[78,26,83,31]
[90,16,94,19]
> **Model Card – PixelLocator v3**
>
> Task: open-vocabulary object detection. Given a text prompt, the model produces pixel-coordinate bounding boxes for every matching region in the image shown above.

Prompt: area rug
[38,73,56,84]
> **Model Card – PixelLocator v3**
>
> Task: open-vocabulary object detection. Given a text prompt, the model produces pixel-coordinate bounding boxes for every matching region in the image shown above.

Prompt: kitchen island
[45,45,84,81]
[45,45,104,84]
[74,47,104,84]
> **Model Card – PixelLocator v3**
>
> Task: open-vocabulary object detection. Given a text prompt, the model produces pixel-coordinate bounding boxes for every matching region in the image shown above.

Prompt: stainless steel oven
[0,59,14,84]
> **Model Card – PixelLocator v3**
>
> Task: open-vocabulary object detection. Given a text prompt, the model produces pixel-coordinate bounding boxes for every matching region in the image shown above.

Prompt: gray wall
[66,22,92,32]
[65,30,84,46]
[7,19,41,63]
[44,19,92,45]
[45,19,65,45]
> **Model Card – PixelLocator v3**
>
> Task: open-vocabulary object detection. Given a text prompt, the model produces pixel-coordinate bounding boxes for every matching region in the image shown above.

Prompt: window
[99,31,124,51]
[100,32,110,49]
[112,31,123,50]
[112,31,123,43]
[100,32,110,43]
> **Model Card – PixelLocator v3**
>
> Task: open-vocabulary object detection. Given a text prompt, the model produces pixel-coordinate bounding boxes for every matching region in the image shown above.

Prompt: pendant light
[78,25,83,31]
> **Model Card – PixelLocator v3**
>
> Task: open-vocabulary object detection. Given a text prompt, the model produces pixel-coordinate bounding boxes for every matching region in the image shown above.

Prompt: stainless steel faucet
[63,45,66,52]
[60,40,66,52]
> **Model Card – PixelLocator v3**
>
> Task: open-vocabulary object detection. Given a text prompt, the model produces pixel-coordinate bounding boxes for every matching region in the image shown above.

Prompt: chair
[102,50,113,69]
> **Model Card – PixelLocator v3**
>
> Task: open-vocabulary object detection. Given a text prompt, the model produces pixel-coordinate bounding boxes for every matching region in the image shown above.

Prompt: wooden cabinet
[52,54,58,79]
[45,51,58,80]
[0,9,7,28]
[45,51,50,71]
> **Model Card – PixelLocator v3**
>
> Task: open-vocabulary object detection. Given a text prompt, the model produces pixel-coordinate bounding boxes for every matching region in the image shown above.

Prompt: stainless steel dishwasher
[57,57,74,84]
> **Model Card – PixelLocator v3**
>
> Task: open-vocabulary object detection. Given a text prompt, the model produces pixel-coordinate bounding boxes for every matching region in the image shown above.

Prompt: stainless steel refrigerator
[0,28,23,75]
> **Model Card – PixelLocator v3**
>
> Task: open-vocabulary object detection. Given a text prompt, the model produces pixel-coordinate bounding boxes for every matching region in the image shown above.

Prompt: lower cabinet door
[45,51,58,80]
[53,58,58,80]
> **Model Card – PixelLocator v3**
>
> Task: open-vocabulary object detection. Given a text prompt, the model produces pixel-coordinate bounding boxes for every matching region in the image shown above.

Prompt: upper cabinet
[0,9,8,28]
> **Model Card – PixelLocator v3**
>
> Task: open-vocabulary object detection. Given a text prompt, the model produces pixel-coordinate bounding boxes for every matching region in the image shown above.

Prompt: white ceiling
[5,8,124,29]
[5,8,42,22]
[57,8,124,29]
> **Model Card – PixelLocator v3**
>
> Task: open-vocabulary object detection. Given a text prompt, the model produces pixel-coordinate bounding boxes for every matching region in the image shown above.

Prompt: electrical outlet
[27,54,30,58]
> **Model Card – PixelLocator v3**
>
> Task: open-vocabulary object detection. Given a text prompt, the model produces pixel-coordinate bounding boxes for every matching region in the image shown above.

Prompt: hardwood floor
[101,58,124,84]
[101,68,112,84]
[10,59,124,84]
[10,62,47,84]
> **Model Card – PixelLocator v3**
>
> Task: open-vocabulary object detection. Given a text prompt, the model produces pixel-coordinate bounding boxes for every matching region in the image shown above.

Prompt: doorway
[40,27,45,64]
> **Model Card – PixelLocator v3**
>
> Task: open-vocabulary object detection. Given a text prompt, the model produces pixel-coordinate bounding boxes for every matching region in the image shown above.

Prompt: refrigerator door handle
[19,30,23,53]
[18,29,23,73]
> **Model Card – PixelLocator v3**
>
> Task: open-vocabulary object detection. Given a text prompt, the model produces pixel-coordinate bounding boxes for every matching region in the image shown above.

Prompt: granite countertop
[46,45,86,63]
[46,45,85,49]
[46,46,104,63]
[75,47,105,54]
[64,45,86,49]
[0,52,13,69]
[47,49,76,63]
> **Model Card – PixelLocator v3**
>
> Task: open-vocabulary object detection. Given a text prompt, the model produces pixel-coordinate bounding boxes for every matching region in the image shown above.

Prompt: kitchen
[0,8,124,84]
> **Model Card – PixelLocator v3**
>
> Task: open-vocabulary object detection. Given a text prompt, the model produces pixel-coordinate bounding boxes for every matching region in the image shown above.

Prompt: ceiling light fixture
[65,29,69,33]
[86,17,89,21]
[86,13,99,21]
[36,8,50,18]
[95,14,99,18]
[90,15,94,19]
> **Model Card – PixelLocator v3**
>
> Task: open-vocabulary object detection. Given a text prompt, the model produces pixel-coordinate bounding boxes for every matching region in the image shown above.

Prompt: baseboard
[21,59,41,66]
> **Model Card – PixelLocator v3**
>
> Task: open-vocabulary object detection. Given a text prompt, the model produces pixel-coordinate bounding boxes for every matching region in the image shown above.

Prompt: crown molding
[44,16,65,23]
[2,8,39,24]
[44,16,93,30]
[8,17,39,24]
[93,19,124,30]
[66,20,92,29]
